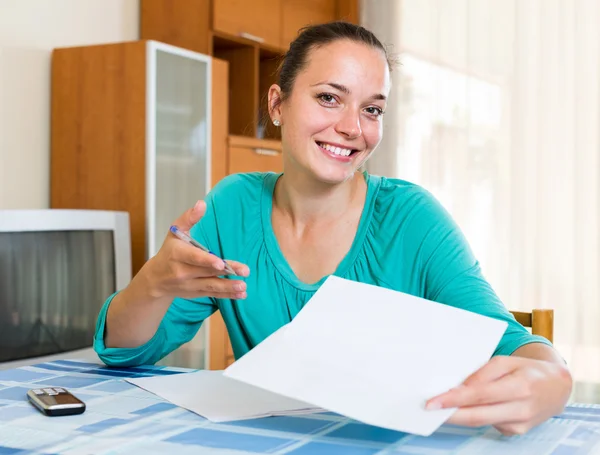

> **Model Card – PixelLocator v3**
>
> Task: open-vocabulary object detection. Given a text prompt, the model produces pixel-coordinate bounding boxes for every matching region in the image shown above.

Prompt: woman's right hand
[140,200,249,301]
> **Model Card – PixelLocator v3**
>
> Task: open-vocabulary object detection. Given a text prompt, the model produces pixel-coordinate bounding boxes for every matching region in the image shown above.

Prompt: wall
[0,0,139,209]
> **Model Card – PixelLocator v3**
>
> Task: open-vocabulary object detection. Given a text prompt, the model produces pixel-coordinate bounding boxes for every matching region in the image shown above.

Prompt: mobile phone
[27,387,86,416]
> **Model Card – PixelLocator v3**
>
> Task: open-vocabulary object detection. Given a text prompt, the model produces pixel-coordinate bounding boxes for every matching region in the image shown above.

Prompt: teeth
[320,142,353,157]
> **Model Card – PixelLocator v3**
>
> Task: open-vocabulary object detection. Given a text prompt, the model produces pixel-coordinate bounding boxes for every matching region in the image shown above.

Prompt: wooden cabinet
[213,0,282,49]
[50,40,229,371]
[281,0,336,49]
[141,0,211,54]
[228,136,283,174]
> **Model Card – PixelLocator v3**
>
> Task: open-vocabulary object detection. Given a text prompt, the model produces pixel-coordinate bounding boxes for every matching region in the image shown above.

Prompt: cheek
[292,104,333,136]
[288,100,332,135]
[361,119,383,148]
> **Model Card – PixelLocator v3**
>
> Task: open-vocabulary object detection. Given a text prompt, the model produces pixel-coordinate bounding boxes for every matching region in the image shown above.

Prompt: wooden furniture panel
[207,57,231,371]
[511,309,554,343]
[214,45,259,137]
[336,0,360,24]
[228,136,283,174]
[50,41,148,274]
[140,0,211,54]
[281,0,336,48]
[211,58,230,186]
[213,0,282,49]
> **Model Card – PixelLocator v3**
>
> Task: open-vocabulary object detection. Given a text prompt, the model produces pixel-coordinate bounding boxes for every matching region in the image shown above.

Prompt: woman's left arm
[402,188,574,436]
[426,343,573,436]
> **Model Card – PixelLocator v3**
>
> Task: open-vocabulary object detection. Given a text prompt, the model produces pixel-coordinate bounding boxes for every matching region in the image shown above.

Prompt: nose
[334,107,362,139]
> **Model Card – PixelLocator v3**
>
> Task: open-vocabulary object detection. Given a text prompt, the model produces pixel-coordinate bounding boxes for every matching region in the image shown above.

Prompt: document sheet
[126,369,321,422]
[224,276,508,436]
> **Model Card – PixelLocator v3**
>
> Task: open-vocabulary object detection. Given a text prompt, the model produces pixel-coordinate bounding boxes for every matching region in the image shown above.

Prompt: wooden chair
[510,309,554,343]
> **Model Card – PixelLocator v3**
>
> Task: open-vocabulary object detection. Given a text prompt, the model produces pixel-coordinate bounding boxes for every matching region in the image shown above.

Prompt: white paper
[224,276,508,436]
[126,369,322,422]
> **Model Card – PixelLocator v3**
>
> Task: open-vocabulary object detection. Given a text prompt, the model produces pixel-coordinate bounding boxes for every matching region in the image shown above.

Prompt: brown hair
[269,21,392,115]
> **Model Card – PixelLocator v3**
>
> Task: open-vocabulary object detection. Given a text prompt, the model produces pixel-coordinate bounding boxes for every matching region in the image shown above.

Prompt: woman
[94,21,572,436]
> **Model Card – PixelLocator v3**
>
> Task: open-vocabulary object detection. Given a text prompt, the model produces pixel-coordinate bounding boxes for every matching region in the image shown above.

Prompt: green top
[93,172,551,367]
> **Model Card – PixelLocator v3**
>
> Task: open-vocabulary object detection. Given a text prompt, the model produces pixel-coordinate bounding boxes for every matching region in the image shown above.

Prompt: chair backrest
[510,309,554,343]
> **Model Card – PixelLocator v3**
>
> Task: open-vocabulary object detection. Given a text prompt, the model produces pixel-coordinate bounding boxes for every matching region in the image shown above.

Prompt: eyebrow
[312,82,387,101]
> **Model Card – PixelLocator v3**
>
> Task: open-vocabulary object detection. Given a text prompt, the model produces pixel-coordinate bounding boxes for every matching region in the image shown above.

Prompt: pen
[169,225,236,275]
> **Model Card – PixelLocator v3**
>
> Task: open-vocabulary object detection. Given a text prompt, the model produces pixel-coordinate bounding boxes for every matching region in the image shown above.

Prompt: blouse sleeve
[408,188,552,356]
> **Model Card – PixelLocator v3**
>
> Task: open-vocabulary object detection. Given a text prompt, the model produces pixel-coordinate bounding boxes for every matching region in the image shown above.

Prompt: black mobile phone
[27,387,86,416]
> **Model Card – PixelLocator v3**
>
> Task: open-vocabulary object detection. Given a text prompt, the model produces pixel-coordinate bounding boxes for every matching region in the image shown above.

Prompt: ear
[268,84,283,123]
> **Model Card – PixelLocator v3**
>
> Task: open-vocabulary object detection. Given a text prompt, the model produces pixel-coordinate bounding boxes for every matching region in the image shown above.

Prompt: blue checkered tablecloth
[0,360,599,454]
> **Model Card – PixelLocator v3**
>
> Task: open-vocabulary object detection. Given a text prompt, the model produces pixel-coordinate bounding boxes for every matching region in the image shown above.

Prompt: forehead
[297,40,391,96]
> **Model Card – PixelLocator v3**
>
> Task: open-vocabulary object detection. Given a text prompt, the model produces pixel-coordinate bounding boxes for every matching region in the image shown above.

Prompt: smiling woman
[93,21,572,437]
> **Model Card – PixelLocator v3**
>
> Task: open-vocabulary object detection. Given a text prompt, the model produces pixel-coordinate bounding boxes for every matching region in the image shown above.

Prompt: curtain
[362,0,600,386]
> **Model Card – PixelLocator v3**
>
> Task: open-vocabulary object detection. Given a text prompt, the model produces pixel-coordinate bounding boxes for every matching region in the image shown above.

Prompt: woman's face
[271,39,391,184]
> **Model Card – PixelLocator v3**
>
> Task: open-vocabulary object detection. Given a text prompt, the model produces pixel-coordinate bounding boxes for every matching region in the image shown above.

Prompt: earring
[272,119,280,126]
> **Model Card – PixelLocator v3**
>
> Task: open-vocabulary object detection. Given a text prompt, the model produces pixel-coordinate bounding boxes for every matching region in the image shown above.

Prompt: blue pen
[169,225,236,275]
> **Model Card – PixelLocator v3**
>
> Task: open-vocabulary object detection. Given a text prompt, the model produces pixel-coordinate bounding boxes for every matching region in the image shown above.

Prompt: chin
[307,160,363,185]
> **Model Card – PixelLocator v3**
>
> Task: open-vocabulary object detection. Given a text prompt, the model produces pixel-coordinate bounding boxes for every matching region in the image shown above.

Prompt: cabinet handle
[239,32,265,44]
[254,148,279,156]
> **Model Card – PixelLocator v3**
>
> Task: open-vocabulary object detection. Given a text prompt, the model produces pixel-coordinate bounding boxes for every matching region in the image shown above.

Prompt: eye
[316,93,337,105]
[365,106,384,117]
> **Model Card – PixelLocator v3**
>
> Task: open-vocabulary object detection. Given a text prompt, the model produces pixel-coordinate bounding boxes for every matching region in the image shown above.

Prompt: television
[0,209,131,368]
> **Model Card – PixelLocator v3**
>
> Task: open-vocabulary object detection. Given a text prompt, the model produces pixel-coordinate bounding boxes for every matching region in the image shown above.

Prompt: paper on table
[224,276,508,436]
[126,369,322,422]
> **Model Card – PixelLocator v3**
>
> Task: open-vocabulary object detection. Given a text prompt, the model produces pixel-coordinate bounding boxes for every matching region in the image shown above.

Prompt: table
[1,360,600,454]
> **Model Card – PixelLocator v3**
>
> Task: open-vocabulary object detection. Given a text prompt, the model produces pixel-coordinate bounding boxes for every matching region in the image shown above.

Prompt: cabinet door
[281,0,336,48]
[213,0,282,49]
[150,43,212,370]
[228,145,283,174]
[151,44,212,256]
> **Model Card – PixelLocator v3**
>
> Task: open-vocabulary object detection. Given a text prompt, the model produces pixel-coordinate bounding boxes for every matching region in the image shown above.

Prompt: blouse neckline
[260,171,381,291]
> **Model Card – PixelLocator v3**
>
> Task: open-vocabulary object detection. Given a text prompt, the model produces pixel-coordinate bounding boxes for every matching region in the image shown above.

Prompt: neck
[274,169,365,228]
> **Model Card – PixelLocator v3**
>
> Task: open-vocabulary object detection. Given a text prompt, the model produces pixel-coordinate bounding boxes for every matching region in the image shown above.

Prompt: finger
[172,262,228,280]
[173,242,224,270]
[224,260,250,277]
[178,290,248,300]
[181,277,247,295]
[172,200,206,232]
[448,399,538,430]
[426,373,529,410]
[427,357,520,408]
[445,400,530,429]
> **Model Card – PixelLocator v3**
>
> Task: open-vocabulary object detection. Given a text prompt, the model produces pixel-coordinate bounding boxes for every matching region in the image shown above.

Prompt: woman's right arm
[94,200,249,365]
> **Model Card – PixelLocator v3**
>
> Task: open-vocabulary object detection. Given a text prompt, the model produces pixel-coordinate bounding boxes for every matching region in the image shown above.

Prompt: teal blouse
[93,172,551,366]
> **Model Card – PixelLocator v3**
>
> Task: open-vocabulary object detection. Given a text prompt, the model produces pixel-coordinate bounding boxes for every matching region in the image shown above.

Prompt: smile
[316,141,359,160]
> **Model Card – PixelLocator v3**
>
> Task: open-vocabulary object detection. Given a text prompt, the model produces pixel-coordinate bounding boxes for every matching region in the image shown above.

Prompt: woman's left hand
[425,355,573,436]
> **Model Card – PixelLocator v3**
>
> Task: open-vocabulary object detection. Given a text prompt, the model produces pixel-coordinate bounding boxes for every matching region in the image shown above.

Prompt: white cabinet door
[148,41,212,258]
[147,42,212,369]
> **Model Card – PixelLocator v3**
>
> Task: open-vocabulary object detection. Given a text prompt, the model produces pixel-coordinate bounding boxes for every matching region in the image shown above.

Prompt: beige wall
[0,0,139,209]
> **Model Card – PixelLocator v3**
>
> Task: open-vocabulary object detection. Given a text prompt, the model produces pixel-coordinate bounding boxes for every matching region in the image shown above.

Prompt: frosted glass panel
[154,49,209,254]
[153,47,210,369]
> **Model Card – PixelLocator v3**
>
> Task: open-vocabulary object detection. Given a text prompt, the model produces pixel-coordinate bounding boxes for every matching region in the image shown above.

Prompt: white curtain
[362,0,600,385]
